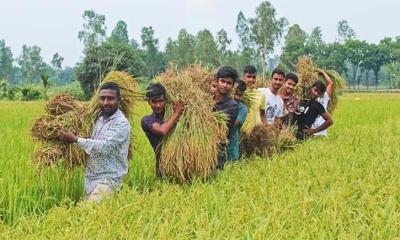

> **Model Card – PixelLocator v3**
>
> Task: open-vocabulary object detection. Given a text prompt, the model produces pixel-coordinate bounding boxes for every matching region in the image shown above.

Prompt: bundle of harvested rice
[31,94,89,167]
[33,144,65,166]
[46,93,83,116]
[296,56,319,100]
[32,71,141,168]
[323,69,346,113]
[275,126,298,153]
[156,67,228,182]
[240,124,278,158]
[31,107,87,141]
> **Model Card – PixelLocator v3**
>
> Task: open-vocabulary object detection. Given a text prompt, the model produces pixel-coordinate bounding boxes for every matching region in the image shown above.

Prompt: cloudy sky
[0,0,398,66]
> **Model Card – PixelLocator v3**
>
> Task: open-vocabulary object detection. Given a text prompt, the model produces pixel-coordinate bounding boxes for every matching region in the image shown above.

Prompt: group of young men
[57,64,333,203]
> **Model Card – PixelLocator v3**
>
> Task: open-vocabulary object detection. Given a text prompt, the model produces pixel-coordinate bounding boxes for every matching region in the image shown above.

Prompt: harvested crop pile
[275,126,298,153]
[156,66,228,182]
[296,56,319,100]
[323,69,346,113]
[32,71,141,168]
[240,124,278,158]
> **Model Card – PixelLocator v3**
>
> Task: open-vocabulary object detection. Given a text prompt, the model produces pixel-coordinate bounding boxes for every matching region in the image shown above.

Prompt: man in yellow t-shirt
[241,65,266,133]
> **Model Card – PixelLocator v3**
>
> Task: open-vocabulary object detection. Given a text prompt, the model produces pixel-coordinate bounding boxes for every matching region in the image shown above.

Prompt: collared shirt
[281,93,300,127]
[77,109,131,194]
[282,93,300,115]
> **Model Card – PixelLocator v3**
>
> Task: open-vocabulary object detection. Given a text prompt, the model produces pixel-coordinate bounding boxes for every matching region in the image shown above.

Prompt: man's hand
[59,129,78,143]
[303,127,317,136]
[316,68,325,74]
[172,101,185,115]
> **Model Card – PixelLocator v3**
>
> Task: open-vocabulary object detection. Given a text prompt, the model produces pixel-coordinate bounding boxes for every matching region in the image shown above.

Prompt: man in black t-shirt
[294,80,333,140]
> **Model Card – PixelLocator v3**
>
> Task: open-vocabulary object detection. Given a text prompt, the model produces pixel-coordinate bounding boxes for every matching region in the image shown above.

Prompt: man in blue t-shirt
[228,80,248,161]
[141,83,184,177]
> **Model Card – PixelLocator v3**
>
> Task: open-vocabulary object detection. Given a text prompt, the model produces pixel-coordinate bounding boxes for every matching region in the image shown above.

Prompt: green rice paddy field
[1,93,400,239]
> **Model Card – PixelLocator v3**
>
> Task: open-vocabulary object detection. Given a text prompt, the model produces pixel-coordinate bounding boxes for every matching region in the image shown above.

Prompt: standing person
[228,80,248,161]
[59,82,131,203]
[241,65,266,133]
[279,72,300,127]
[258,69,285,128]
[213,66,239,169]
[294,80,334,140]
[312,69,334,136]
[141,83,184,177]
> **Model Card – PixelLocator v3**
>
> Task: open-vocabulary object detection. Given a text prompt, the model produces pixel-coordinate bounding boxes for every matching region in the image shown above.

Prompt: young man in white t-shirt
[312,69,333,136]
[258,69,285,128]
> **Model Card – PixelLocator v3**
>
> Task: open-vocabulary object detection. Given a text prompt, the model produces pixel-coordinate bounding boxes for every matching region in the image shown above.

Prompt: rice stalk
[156,66,228,182]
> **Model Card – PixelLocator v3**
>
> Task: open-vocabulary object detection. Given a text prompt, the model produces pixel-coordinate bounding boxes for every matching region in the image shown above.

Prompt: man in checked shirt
[59,82,131,203]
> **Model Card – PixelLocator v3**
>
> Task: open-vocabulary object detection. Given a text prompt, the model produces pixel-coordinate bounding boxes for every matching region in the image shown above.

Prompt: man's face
[99,89,119,116]
[234,91,244,102]
[149,96,166,114]
[271,73,284,91]
[243,73,256,89]
[284,79,297,95]
[217,77,234,95]
[209,80,218,95]
[310,87,323,99]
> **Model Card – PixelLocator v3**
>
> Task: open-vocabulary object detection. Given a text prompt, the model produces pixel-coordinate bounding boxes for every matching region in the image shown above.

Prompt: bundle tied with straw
[31,96,89,167]
[275,126,298,153]
[240,124,278,158]
[296,56,319,100]
[156,66,228,182]
[32,70,142,168]
[322,69,346,113]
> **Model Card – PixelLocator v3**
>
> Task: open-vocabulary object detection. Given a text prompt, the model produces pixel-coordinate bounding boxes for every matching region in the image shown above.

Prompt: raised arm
[150,102,184,136]
[318,69,333,98]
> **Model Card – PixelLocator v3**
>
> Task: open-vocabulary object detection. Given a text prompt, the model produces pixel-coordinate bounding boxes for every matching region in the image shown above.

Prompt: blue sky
[0,0,398,66]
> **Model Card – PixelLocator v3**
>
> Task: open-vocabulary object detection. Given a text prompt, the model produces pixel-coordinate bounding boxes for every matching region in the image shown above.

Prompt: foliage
[76,41,145,98]
[78,9,107,49]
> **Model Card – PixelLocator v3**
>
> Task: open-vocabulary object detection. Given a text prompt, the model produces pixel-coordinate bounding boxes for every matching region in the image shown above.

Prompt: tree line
[1,1,400,100]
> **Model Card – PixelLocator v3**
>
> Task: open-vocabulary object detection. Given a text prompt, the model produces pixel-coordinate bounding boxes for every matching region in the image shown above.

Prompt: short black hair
[146,82,166,100]
[271,68,285,78]
[216,66,239,83]
[236,80,247,93]
[312,80,327,93]
[243,65,257,75]
[285,72,299,84]
[100,82,121,99]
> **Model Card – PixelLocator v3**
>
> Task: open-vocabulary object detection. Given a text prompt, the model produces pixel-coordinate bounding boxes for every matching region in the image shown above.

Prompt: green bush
[15,85,42,101]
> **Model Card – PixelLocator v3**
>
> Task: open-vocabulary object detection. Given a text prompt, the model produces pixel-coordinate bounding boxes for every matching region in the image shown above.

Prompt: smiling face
[271,73,284,92]
[99,89,119,117]
[310,86,323,99]
[243,73,256,89]
[284,79,297,95]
